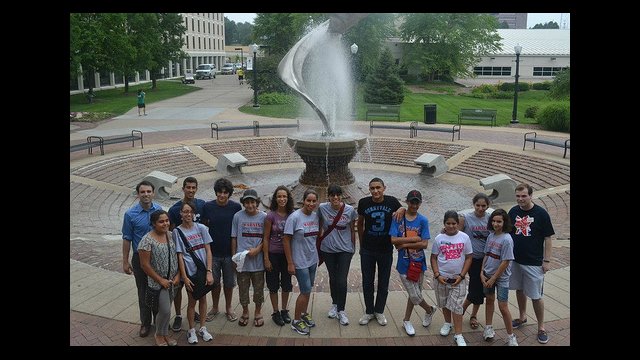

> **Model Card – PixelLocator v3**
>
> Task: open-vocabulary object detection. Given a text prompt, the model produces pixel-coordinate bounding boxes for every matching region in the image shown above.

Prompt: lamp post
[350,43,358,118]
[235,47,243,69]
[511,44,522,124]
[250,43,259,108]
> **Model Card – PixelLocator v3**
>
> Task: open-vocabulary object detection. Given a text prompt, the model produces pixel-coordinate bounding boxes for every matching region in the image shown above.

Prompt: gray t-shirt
[232,210,267,272]
[459,210,492,259]
[284,209,319,269]
[318,202,357,254]
[174,223,213,276]
[482,232,514,287]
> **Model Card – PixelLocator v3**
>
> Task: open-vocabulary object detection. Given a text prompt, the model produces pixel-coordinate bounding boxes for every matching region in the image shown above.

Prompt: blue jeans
[294,264,317,294]
[322,251,354,312]
[360,248,393,314]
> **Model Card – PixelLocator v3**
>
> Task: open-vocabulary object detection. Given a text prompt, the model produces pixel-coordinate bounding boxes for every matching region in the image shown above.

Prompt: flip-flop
[238,315,249,326]
[469,316,479,329]
[206,309,219,322]
[226,312,238,322]
[254,316,264,327]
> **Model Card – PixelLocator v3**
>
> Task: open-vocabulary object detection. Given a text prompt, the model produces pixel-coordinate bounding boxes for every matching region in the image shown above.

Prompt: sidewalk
[70,74,570,346]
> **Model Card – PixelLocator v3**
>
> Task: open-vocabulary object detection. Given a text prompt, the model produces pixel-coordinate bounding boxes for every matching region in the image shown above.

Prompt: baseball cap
[241,189,259,202]
[406,190,422,202]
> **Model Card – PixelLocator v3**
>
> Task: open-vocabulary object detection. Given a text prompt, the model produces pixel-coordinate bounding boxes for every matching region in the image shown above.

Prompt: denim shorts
[483,283,509,302]
[212,256,237,288]
[294,264,317,294]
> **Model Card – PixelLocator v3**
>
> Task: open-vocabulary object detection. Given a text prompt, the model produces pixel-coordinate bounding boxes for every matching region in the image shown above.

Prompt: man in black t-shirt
[356,178,404,326]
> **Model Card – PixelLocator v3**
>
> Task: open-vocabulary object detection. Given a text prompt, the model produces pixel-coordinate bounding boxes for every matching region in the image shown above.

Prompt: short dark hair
[515,183,533,195]
[327,184,343,196]
[443,210,459,224]
[214,177,234,196]
[472,193,490,205]
[136,180,155,193]
[182,176,198,188]
[369,177,385,187]
[150,209,168,226]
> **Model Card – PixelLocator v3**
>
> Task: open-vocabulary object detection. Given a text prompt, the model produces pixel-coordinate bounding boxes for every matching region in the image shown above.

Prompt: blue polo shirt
[122,202,163,253]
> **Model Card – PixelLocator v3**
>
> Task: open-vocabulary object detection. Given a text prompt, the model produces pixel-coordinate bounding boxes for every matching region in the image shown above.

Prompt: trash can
[424,104,436,124]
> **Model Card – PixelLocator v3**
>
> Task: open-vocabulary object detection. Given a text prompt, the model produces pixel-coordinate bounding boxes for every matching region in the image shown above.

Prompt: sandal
[254,316,264,327]
[469,316,479,329]
[206,309,220,322]
[226,312,238,322]
[238,315,249,327]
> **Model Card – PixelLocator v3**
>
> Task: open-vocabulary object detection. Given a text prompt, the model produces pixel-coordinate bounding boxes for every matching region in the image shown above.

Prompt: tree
[146,13,187,89]
[342,13,396,82]
[253,13,327,56]
[224,17,239,44]
[363,48,404,104]
[499,21,510,29]
[399,13,502,81]
[549,67,570,99]
[531,21,560,29]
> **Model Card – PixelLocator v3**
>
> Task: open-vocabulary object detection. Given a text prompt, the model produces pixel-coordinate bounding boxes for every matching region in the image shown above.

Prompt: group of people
[122,175,554,346]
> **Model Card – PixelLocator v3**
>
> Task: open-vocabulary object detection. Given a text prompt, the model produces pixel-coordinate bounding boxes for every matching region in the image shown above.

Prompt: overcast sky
[223,13,570,29]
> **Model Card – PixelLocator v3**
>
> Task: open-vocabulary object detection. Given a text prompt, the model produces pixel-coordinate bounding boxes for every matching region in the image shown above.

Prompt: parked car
[221,63,235,75]
[182,70,195,84]
[195,64,216,79]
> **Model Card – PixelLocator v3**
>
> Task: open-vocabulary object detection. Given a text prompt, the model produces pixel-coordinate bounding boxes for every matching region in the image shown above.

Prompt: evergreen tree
[363,48,404,105]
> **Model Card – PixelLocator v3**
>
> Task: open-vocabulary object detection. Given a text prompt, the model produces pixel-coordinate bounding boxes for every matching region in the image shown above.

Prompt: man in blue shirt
[122,180,163,337]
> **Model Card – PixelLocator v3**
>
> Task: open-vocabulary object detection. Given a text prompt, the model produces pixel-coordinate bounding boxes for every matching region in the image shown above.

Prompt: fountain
[278,13,369,203]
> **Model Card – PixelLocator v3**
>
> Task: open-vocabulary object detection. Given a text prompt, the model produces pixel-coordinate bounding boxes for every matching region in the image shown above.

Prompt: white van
[195,64,217,79]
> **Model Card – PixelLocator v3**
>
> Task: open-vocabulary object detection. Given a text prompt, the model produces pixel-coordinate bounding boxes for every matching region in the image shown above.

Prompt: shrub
[258,92,296,105]
[472,84,498,94]
[524,105,539,119]
[532,81,552,90]
[537,102,570,132]
[499,82,530,92]
[549,67,570,99]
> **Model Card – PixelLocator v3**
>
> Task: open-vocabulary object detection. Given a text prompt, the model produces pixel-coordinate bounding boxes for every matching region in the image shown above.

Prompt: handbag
[177,227,217,299]
[402,215,423,282]
[145,233,172,313]
[316,203,345,266]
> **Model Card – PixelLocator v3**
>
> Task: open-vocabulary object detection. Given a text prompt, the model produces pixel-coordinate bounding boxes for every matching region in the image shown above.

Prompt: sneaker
[171,315,182,332]
[483,326,495,341]
[194,311,200,322]
[291,320,310,335]
[440,322,452,336]
[187,328,198,344]
[422,306,436,327]
[511,318,527,328]
[272,311,285,326]
[327,304,338,318]
[537,329,549,344]
[402,320,415,336]
[454,334,467,346]
[198,326,213,342]
[374,312,388,326]
[507,333,519,346]
[337,310,349,326]
[301,312,316,327]
[359,313,375,325]
[280,309,291,324]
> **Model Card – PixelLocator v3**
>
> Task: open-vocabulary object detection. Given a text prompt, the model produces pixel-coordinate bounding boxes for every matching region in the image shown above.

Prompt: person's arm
[350,217,356,248]
[457,214,466,232]
[263,217,273,271]
[283,234,295,275]
[122,239,132,274]
[453,253,473,286]
[356,214,365,246]
[204,243,214,285]
[392,207,406,222]
[542,236,552,273]
[430,253,445,285]
[486,259,510,288]
[178,252,192,291]
[479,255,489,287]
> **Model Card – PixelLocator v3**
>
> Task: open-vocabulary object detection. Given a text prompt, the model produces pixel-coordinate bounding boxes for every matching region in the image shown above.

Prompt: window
[198,37,201,49]
[185,35,189,49]
[533,67,564,76]
[208,22,210,34]
[198,20,200,33]
[192,37,195,49]
[209,38,212,49]
[192,19,194,31]
[473,66,511,76]
[185,17,188,30]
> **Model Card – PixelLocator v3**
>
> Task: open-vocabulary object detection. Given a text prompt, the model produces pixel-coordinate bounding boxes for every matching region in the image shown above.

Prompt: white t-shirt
[431,231,473,278]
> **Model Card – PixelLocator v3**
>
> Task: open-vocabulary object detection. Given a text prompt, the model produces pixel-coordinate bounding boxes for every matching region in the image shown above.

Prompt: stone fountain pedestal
[286,134,369,205]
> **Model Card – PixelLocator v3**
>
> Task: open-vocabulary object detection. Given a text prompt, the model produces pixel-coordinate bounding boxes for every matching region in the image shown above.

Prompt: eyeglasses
[180,210,193,214]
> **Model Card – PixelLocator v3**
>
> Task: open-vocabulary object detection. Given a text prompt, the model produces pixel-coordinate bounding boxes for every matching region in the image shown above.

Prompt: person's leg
[334,252,353,312]
[155,289,172,345]
[360,250,376,315]
[484,291,495,326]
[266,255,280,313]
[496,286,514,335]
[221,257,237,319]
[515,290,528,321]
[131,254,152,330]
[251,271,265,326]
[209,257,223,316]
[374,251,393,314]
[323,251,339,307]
[279,253,293,323]
[465,258,483,328]
[237,272,250,324]
[171,282,183,331]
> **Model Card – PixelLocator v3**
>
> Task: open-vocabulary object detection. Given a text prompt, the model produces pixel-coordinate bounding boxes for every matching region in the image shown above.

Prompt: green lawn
[70,80,201,116]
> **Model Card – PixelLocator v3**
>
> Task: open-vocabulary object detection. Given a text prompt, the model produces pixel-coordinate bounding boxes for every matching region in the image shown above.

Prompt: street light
[511,44,522,124]
[350,43,358,118]
[250,43,259,108]
[235,47,243,69]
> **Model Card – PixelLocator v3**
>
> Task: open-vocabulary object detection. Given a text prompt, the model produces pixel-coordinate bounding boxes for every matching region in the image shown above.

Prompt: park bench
[254,119,300,136]
[211,121,259,140]
[369,120,414,137]
[365,104,401,121]
[458,108,497,127]
[479,174,517,204]
[70,136,104,155]
[414,153,449,177]
[523,132,570,158]
[216,152,248,176]
[411,123,461,142]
